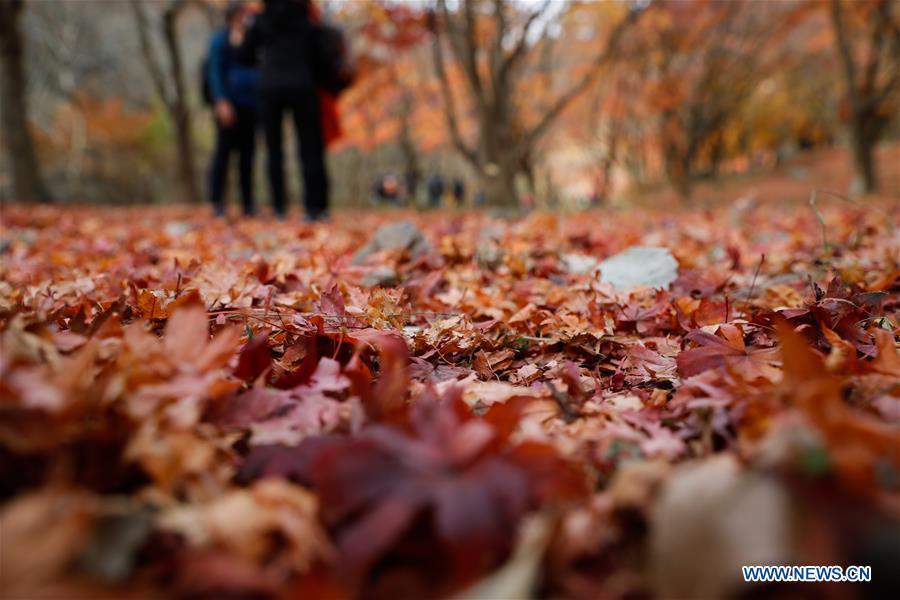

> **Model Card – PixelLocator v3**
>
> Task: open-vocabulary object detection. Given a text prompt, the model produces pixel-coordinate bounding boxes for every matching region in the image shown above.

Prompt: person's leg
[291,92,329,220]
[236,107,257,216]
[261,94,287,218]
[208,121,233,216]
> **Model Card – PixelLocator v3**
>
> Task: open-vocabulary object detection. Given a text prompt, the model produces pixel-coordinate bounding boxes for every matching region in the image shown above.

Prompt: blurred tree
[358,2,430,199]
[129,0,213,204]
[331,1,440,205]
[0,0,53,202]
[26,2,108,192]
[829,0,900,195]
[626,0,812,199]
[429,0,643,208]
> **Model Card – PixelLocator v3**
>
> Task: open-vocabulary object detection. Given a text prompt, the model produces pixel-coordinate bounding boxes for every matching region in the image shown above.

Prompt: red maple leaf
[239,388,585,590]
[616,293,671,335]
[676,324,780,380]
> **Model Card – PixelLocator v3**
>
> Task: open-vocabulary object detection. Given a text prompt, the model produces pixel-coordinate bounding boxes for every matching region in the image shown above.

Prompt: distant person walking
[207,1,259,217]
[426,174,445,208]
[373,174,400,205]
[451,177,465,207]
[242,0,348,222]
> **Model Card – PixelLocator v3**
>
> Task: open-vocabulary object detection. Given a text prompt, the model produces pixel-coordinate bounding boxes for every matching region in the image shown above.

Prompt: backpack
[312,21,355,95]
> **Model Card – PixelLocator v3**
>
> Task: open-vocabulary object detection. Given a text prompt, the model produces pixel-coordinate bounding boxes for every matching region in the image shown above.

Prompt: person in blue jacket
[207,1,259,217]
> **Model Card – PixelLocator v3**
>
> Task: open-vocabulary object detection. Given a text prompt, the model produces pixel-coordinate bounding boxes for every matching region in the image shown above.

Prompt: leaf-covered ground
[1,201,898,599]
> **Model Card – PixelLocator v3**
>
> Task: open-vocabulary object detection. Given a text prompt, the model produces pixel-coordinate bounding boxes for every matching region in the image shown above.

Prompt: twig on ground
[742,254,765,314]
[808,188,892,256]
[546,381,581,424]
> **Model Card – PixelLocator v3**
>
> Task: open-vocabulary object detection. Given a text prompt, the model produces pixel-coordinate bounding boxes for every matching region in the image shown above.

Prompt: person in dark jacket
[426,174,445,208]
[451,177,465,207]
[207,1,259,217]
[241,0,329,222]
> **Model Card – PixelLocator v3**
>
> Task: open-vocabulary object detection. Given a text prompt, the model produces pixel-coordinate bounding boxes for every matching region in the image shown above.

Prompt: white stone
[599,246,678,289]
[561,253,599,274]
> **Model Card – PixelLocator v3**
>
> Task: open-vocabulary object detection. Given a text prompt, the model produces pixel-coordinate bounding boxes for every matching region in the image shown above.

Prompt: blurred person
[451,177,465,207]
[372,174,401,205]
[242,0,348,222]
[426,174,445,208]
[521,191,535,210]
[371,176,384,205]
[381,174,400,205]
[207,1,259,217]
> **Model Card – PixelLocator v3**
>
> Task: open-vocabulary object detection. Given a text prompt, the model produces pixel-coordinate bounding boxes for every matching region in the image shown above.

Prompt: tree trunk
[669,166,692,200]
[395,81,420,201]
[828,0,895,196]
[479,152,518,209]
[662,142,692,200]
[480,169,515,209]
[0,0,53,203]
[595,126,619,205]
[478,101,520,208]
[162,5,201,204]
[430,0,644,211]
[477,146,520,208]
[708,132,725,179]
[849,121,877,195]
[399,133,420,201]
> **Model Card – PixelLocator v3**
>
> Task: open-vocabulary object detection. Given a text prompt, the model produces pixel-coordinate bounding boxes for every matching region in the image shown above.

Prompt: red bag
[317,89,342,148]
[309,1,352,148]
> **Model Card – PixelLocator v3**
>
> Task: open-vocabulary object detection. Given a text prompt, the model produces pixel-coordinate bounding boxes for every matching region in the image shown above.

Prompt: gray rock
[163,221,191,238]
[561,253,599,275]
[352,221,431,265]
[475,242,504,270]
[475,223,506,270]
[650,456,789,598]
[599,246,678,290]
[361,266,399,286]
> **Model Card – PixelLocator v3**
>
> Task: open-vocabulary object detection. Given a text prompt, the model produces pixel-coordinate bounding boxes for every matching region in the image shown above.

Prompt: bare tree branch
[429,9,479,167]
[829,0,859,114]
[861,0,885,98]
[461,0,483,98]
[866,0,900,107]
[130,0,210,203]
[489,0,506,101]
[439,0,488,115]
[521,5,646,154]
[128,0,172,110]
[500,0,552,80]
